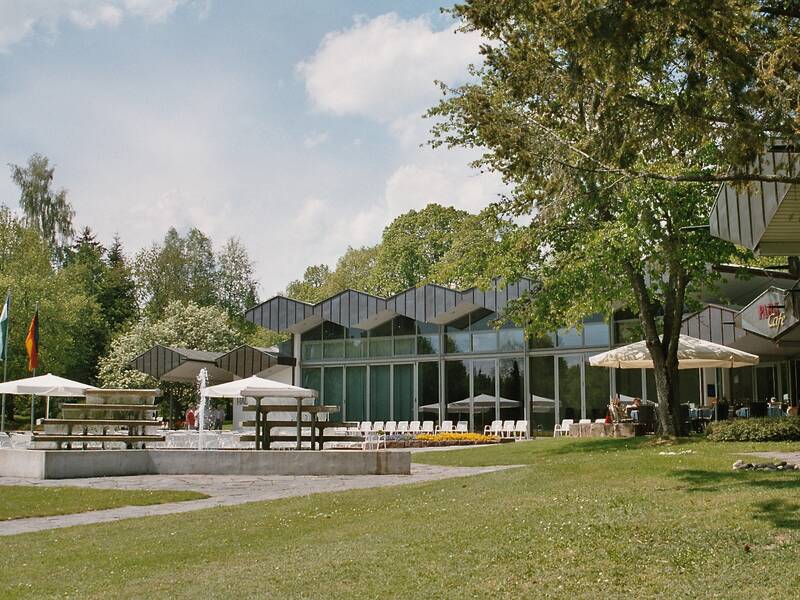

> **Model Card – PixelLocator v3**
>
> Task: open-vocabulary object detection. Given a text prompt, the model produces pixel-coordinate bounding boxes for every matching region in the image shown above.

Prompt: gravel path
[0,463,517,537]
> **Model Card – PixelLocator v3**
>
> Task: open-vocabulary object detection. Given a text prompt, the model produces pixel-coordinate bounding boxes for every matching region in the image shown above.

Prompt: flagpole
[1,290,9,434]
[29,302,38,433]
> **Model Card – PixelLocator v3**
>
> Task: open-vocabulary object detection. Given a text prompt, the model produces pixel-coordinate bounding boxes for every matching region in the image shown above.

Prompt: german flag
[25,306,39,372]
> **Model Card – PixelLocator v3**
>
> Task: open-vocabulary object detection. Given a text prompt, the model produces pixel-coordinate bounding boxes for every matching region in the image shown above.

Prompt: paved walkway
[746,451,800,463]
[0,463,516,537]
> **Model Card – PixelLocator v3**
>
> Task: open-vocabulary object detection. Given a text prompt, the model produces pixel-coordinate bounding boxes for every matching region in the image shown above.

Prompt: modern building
[240,269,799,435]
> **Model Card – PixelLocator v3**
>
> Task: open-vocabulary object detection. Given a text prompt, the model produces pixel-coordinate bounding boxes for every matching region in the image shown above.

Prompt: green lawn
[1,438,799,599]
[0,486,207,521]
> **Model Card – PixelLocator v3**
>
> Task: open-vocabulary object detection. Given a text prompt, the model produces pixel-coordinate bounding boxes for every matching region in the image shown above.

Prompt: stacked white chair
[455,421,469,433]
[484,420,503,436]
[372,421,385,433]
[384,421,397,434]
[502,420,515,438]
[396,421,409,435]
[408,421,422,435]
[513,420,528,439]
[553,418,574,437]
[421,420,435,434]
[436,420,454,434]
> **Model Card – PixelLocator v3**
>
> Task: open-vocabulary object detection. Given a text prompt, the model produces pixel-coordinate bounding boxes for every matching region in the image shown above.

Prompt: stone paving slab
[0,463,517,537]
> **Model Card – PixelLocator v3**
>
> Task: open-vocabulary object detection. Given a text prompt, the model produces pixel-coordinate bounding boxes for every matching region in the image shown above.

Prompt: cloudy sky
[0,1,503,297]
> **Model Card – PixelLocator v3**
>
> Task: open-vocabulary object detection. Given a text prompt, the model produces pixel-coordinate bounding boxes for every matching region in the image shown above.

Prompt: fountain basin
[0,448,411,479]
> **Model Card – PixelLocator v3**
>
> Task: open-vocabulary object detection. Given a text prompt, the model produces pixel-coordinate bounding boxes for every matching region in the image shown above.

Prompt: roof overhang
[214,345,296,379]
[709,145,800,255]
[129,345,234,384]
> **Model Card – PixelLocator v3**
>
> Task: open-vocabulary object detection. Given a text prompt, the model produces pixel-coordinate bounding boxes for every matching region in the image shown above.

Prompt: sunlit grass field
[1,437,799,599]
[0,485,207,521]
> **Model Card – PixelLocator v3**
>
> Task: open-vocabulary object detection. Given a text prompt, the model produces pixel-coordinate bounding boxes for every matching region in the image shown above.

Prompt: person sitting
[609,395,628,422]
[626,397,642,421]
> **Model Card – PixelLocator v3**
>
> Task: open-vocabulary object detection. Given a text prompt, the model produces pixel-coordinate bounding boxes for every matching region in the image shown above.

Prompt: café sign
[737,287,799,339]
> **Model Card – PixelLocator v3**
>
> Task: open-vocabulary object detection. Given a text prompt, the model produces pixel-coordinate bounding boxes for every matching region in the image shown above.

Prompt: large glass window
[616,368,642,400]
[678,369,701,406]
[499,328,525,352]
[445,315,471,354]
[418,362,440,422]
[369,365,391,421]
[345,366,366,422]
[417,322,440,355]
[530,355,555,434]
[369,320,393,358]
[585,355,610,420]
[323,367,343,416]
[755,366,777,403]
[393,364,414,422]
[471,309,498,353]
[301,368,322,404]
[731,366,754,406]
[529,332,556,349]
[557,327,582,348]
[345,329,366,359]
[472,359,496,432]
[445,360,470,423]
[583,315,610,347]
[499,358,525,426]
[614,320,644,345]
[558,354,582,420]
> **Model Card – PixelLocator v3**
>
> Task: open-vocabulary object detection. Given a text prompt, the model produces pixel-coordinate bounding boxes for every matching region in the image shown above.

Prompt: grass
[1,437,799,598]
[0,486,208,521]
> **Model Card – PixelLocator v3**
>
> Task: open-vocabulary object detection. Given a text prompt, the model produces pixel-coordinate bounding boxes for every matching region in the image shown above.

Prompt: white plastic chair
[421,420,435,434]
[408,420,421,435]
[358,421,372,437]
[384,421,397,434]
[362,432,386,451]
[396,421,409,435]
[514,420,528,439]
[455,421,469,433]
[484,420,503,436]
[502,420,515,438]
[594,418,606,424]
[553,419,574,437]
[372,421,385,433]
[436,420,454,434]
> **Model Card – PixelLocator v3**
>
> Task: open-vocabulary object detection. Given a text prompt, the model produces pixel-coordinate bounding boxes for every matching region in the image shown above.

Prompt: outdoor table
[249,401,341,450]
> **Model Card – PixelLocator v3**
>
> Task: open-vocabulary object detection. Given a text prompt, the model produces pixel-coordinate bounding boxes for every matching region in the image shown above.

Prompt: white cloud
[0,0,196,52]
[297,13,482,126]
[302,131,329,149]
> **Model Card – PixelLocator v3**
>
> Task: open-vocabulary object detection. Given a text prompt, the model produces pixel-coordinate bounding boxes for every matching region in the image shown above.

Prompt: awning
[214,345,295,379]
[589,335,759,369]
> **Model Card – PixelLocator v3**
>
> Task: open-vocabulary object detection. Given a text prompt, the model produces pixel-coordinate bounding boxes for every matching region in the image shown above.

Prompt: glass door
[393,363,414,422]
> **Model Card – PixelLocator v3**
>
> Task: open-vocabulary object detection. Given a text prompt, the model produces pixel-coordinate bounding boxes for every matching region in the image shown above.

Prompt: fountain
[197,368,209,451]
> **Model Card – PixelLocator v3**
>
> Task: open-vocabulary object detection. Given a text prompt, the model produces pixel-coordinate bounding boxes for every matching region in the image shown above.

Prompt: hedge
[706,417,800,442]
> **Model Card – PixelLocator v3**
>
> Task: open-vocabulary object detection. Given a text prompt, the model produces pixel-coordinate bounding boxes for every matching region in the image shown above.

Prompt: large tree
[8,153,75,261]
[428,1,768,435]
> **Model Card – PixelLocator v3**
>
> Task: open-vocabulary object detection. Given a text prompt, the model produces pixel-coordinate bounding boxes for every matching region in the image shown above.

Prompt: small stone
[733,460,745,470]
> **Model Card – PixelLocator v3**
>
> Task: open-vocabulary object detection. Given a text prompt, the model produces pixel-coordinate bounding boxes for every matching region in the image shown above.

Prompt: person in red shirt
[185,406,196,430]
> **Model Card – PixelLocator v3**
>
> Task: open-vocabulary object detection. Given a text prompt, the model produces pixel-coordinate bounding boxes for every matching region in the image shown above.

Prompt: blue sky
[0,1,503,296]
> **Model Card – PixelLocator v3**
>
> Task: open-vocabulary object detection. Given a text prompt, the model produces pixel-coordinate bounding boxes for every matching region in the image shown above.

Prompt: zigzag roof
[244,278,535,334]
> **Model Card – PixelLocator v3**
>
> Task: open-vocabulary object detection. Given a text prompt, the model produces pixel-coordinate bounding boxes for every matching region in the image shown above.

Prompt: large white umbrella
[0,373,91,430]
[202,375,317,399]
[588,334,759,370]
[421,393,520,414]
[202,376,317,450]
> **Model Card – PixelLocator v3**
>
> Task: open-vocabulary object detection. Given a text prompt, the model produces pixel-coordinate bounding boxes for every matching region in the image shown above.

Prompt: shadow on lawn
[545,435,703,456]
[752,498,800,530]
[670,468,800,494]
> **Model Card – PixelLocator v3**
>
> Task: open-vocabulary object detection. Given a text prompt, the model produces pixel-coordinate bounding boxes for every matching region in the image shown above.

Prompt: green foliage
[370,205,471,295]
[0,209,101,398]
[285,204,472,302]
[434,1,800,186]
[97,300,243,389]
[134,228,259,323]
[707,417,800,442]
[8,153,74,261]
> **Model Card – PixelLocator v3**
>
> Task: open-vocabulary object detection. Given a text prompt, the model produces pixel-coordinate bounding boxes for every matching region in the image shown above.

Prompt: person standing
[185,405,196,430]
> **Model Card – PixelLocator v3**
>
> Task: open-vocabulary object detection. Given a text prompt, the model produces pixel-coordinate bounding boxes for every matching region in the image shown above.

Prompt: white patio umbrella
[202,376,317,450]
[0,373,91,430]
[420,393,520,414]
[201,375,317,399]
[588,334,759,370]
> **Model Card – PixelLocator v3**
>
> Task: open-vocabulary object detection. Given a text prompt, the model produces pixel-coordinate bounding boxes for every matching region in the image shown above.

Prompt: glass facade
[296,310,631,434]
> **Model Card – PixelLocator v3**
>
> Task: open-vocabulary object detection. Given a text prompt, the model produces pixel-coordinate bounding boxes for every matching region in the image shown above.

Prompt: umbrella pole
[45,396,49,420]
[30,367,36,433]
[1,352,6,433]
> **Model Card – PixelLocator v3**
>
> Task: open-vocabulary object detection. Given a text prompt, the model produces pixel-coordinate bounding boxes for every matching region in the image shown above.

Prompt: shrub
[707,417,800,442]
